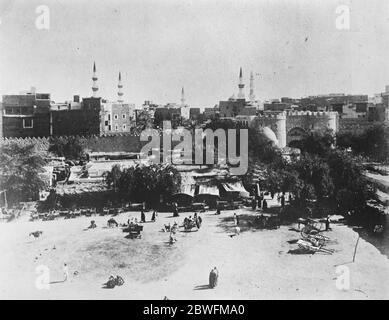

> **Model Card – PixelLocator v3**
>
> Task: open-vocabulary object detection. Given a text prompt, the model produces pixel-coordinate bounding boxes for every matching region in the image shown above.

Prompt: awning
[222,182,250,197]
[197,184,220,196]
[180,185,196,197]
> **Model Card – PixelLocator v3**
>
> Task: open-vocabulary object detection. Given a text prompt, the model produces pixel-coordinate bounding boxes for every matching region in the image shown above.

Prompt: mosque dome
[260,126,279,146]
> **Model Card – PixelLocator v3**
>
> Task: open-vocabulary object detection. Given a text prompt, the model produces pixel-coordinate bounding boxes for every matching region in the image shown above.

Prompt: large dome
[260,126,279,146]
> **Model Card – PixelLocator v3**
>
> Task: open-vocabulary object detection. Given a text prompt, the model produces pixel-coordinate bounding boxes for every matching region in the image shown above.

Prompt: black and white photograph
[0,0,388,303]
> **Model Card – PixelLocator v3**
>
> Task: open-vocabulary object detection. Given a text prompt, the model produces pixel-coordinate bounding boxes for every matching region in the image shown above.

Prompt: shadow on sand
[194,284,211,290]
[49,280,66,285]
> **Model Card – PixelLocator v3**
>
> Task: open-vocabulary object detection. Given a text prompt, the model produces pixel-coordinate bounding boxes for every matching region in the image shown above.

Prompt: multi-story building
[1,87,51,137]
[298,94,368,118]
[367,86,389,122]
[264,101,294,112]
[101,102,135,133]
[51,97,102,136]
[52,66,137,136]
[381,85,389,108]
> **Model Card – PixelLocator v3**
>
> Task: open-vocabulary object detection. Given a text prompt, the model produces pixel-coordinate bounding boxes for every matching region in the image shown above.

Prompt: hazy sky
[1,0,389,106]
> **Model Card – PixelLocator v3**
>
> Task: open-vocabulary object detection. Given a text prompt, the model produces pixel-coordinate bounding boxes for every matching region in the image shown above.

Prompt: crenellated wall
[252,112,287,147]
[250,111,339,147]
[1,111,340,154]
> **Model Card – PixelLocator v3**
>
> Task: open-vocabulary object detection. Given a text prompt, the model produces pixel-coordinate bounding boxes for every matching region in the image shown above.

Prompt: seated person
[88,220,97,229]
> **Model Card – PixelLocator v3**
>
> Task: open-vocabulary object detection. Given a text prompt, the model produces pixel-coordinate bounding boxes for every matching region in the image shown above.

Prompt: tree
[49,136,85,160]
[336,124,389,163]
[135,110,153,131]
[327,150,376,213]
[104,163,181,205]
[293,129,335,157]
[248,127,285,166]
[0,142,47,205]
[104,164,122,192]
[290,154,334,201]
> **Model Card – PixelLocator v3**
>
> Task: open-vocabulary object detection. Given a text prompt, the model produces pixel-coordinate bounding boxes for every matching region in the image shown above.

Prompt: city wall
[0,133,188,155]
[0,134,145,154]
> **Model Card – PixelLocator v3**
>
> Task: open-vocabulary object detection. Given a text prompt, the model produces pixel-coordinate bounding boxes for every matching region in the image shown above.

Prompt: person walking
[209,267,219,288]
[262,199,268,210]
[151,210,157,222]
[173,202,179,217]
[281,194,285,208]
[325,215,331,231]
[63,263,69,282]
[234,225,241,237]
[251,197,257,210]
[140,209,146,223]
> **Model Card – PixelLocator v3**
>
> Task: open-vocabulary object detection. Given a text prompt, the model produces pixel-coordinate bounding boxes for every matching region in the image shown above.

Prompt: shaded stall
[171,184,196,208]
[194,184,220,209]
[220,181,250,200]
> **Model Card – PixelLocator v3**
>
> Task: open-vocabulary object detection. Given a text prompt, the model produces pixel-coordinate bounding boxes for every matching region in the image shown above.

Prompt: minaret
[249,71,256,102]
[117,72,124,103]
[237,67,245,99]
[181,87,185,107]
[92,62,99,98]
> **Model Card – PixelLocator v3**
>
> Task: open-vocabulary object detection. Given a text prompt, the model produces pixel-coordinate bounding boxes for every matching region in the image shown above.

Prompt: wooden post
[352,234,360,263]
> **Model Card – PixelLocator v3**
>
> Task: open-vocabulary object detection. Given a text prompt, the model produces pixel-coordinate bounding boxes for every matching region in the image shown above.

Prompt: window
[122,124,126,130]
[108,114,111,120]
[105,121,109,126]
[114,114,118,120]
[115,124,118,131]
[122,114,126,119]
[23,118,33,128]
[108,125,111,131]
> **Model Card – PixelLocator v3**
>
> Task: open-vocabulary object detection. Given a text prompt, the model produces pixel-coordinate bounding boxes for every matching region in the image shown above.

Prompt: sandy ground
[0,206,389,300]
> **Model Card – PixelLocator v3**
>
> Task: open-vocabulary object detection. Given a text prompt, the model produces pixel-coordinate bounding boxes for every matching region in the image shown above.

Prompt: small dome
[260,126,279,146]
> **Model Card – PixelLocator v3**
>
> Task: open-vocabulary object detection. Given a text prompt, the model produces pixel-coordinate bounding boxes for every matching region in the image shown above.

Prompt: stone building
[235,110,339,148]
[1,88,51,138]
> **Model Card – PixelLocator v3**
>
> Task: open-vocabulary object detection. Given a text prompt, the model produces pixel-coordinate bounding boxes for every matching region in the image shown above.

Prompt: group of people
[251,191,289,211]
[140,209,158,223]
[163,221,178,233]
[183,212,202,230]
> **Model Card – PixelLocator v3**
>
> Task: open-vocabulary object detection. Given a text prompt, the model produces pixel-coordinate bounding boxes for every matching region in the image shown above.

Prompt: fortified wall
[0,133,184,155]
[249,111,339,147]
[0,134,145,154]
[0,111,340,154]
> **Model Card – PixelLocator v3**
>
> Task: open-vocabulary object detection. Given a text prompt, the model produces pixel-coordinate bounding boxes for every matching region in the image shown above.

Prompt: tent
[197,184,220,196]
[171,184,196,207]
[194,184,220,209]
[181,184,197,197]
[221,182,250,198]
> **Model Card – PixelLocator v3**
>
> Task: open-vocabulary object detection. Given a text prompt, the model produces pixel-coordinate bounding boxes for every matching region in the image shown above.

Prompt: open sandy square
[0,209,388,300]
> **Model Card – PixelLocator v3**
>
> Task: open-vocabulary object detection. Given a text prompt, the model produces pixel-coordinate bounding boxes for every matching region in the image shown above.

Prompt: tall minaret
[181,87,185,107]
[249,71,256,102]
[92,62,99,98]
[117,72,124,103]
[237,67,245,99]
